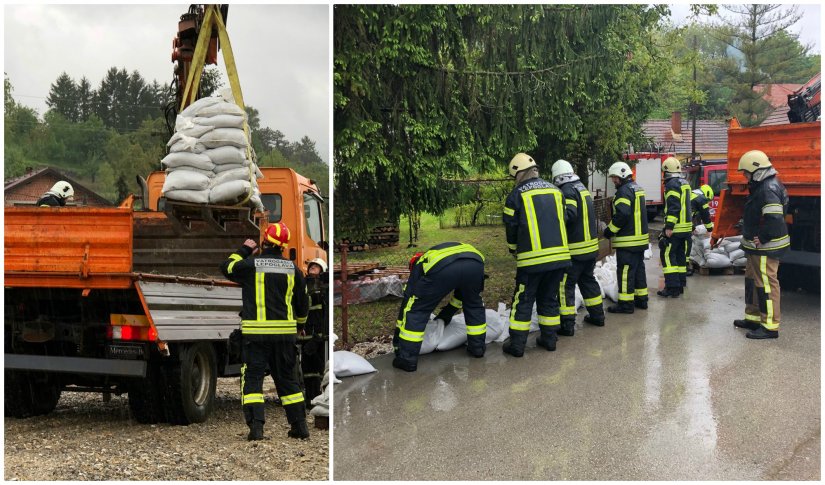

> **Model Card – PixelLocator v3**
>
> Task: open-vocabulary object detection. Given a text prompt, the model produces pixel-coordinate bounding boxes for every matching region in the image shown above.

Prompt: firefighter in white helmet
[301,258,329,401]
[502,153,571,356]
[658,157,692,297]
[37,181,74,207]
[602,161,649,313]
[550,159,605,335]
[734,150,789,339]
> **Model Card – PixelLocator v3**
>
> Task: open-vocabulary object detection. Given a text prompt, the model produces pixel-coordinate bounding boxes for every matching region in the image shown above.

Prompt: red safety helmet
[263,222,290,247]
[408,252,425,271]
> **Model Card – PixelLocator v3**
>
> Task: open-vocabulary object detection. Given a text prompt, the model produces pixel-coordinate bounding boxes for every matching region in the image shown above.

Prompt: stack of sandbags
[161,90,264,211]
[718,236,746,267]
[690,232,712,267]
[594,254,619,302]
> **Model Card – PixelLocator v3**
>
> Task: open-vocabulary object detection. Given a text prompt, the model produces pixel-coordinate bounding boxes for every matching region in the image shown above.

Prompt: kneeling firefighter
[220,222,310,441]
[393,242,487,372]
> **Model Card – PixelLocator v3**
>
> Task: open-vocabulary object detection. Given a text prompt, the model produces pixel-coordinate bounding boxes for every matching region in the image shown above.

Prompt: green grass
[335,213,516,347]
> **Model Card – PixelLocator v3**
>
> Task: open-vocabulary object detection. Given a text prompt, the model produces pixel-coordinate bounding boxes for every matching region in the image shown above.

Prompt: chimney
[670,111,683,142]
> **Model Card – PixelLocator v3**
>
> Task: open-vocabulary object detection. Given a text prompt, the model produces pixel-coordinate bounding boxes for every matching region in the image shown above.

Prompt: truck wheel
[128,361,166,424]
[4,371,61,418]
[162,343,217,425]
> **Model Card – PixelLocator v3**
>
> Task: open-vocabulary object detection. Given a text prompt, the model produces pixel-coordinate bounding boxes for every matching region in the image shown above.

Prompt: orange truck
[4,167,327,424]
[713,118,820,293]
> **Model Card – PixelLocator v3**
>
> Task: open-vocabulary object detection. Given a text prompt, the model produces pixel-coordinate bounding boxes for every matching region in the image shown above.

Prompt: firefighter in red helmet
[220,222,310,440]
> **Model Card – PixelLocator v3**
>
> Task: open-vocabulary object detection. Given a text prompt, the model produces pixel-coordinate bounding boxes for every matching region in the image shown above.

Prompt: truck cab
[683,159,727,220]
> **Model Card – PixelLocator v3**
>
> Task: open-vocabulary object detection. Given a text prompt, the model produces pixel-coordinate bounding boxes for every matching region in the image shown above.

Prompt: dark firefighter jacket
[410,242,485,279]
[664,176,693,235]
[606,179,649,252]
[741,173,790,259]
[690,189,714,231]
[503,177,571,273]
[37,194,65,207]
[220,246,309,337]
[559,179,599,260]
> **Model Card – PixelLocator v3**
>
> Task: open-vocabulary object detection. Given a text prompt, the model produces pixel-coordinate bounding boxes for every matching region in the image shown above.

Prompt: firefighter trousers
[616,250,648,310]
[241,336,305,428]
[299,334,326,403]
[660,234,688,289]
[394,258,486,367]
[508,268,565,352]
[559,258,604,325]
[744,254,781,331]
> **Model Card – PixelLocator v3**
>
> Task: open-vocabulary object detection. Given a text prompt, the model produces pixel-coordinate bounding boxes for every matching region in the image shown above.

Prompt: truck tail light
[108,314,158,342]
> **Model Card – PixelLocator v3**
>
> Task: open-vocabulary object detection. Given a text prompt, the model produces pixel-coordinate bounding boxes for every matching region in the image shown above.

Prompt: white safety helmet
[607,162,633,179]
[738,150,772,173]
[50,181,74,200]
[662,157,682,174]
[551,159,575,180]
[508,153,537,178]
[308,258,328,274]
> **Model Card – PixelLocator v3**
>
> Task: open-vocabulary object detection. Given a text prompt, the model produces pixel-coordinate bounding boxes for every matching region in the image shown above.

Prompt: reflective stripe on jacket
[664,176,693,234]
[559,179,599,260]
[606,180,648,251]
[741,174,790,258]
[690,189,713,231]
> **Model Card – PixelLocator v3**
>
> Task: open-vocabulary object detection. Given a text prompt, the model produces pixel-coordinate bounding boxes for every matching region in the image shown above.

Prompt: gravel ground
[4,379,329,481]
[348,338,393,360]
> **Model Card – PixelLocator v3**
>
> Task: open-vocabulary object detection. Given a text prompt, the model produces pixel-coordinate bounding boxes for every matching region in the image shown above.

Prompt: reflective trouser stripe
[398,296,424,342]
[509,284,529,330]
[240,363,247,405]
[243,393,265,405]
[466,323,487,336]
[280,392,305,405]
[619,265,633,301]
[662,242,679,274]
[760,256,776,329]
[449,297,463,308]
[559,273,575,315]
[538,315,560,327]
[634,288,648,297]
[745,314,761,322]
[584,295,602,306]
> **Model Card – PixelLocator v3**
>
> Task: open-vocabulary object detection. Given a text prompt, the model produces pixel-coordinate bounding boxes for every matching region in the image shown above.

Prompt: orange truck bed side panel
[5,207,134,275]
[727,121,821,196]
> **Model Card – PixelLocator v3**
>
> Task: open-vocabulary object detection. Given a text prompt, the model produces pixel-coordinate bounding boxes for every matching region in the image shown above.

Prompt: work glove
[602,227,613,239]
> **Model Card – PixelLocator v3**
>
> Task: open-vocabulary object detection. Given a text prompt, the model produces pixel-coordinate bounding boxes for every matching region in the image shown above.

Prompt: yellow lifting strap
[179,5,254,205]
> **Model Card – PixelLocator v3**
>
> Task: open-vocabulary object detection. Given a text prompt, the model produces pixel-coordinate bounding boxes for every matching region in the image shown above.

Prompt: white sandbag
[162,170,211,192]
[161,152,215,171]
[484,307,505,344]
[249,194,264,212]
[211,167,254,187]
[711,247,728,255]
[694,225,708,236]
[209,179,253,204]
[162,189,209,204]
[179,96,223,118]
[167,124,214,145]
[436,318,467,351]
[199,128,248,149]
[495,304,511,343]
[574,285,584,310]
[194,114,245,129]
[419,319,444,355]
[214,160,252,173]
[603,279,619,302]
[705,252,731,268]
[332,351,377,377]
[195,101,246,118]
[169,138,206,154]
[165,165,215,178]
[733,257,748,267]
[721,235,743,244]
[254,164,264,179]
[722,241,740,254]
[204,146,248,165]
[644,243,652,260]
[728,248,745,261]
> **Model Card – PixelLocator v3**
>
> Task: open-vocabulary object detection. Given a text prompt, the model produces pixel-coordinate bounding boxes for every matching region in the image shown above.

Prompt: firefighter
[37,181,74,207]
[393,242,487,372]
[220,222,310,441]
[657,157,693,297]
[551,159,604,335]
[685,184,714,276]
[734,150,789,339]
[602,162,649,313]
[301,258,328,404]
[502,153,571,357]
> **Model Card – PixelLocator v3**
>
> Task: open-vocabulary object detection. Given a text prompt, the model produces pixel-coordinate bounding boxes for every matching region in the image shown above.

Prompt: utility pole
[691,33,698,162]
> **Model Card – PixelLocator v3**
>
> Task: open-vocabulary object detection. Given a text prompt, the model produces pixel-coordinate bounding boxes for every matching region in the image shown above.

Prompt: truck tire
[128,361,166,424]
[4,370,61,418]
[162,343,217,425]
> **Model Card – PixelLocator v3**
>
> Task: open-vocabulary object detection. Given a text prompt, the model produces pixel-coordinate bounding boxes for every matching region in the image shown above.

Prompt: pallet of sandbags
[160,89,264,213]
[690,232,745,275]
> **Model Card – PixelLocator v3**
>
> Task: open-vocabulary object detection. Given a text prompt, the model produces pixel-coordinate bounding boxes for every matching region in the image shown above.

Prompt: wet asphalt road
[333,256,820,480]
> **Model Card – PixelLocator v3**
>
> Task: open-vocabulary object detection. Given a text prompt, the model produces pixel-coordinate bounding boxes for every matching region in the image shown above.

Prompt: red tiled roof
[641,119,728,155]
[754,83,802,108]
[3,167,50,188]
[759,106,791,126]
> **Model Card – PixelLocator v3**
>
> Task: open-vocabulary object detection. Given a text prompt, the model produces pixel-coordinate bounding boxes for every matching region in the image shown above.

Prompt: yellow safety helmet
[738,150,772,173]
[700,184,714,200]
[508,153,537,178]
[661,157,682,173]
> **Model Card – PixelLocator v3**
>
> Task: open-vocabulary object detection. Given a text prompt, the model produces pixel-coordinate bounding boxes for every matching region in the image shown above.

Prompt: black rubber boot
[466,335,486,358]
[657,288,680,298]
[288,420,310,440]
[557,319,575,337]
[686,267,694,277]
[247,421,264,441]
[583,315,605,326]
[733,319,760,331]
[607,304,634,314]
[634,299,648,310]
[535,327,557,351]
[503,332,528,357]
[746,326,778,340]
[392,356,417,372]
[466,344,485,358]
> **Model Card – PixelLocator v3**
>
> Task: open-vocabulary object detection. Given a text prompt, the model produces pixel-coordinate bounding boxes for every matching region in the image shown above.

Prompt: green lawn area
[335,213,516,347]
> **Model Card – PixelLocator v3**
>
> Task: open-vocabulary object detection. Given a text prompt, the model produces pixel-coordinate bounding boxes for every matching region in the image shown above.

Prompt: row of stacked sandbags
[690,227,746,268]
[160,90,264,211]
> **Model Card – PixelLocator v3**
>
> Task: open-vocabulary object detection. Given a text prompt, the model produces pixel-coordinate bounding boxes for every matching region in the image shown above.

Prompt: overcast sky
[3,4,330,163]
